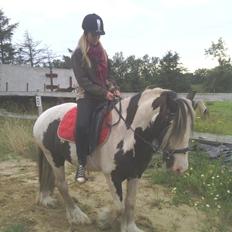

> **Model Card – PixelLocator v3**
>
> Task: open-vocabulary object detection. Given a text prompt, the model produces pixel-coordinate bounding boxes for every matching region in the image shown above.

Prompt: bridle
[110,97,190,160]
[163,147,190,162]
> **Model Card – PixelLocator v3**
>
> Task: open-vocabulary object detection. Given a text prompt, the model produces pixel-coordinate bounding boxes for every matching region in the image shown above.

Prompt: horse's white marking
[37,193,57,208]
[66,205,91,225]
[172,153,189,173]
[97,174,124,229]
[33,103,76,146]
[68,143,78,165]
[168,99,193,172]
[121,178,140,232]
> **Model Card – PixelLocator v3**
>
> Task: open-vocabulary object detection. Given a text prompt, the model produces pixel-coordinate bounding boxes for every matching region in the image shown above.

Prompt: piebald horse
[33,87,195,232]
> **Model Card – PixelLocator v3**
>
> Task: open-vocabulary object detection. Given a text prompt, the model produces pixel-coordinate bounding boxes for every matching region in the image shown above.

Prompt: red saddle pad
[57,106,112,145]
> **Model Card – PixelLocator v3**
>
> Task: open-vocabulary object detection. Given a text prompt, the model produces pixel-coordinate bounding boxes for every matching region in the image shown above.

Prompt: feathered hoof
[66,206,91,225]
[127,223,144,232]
[97,207,120,230]
[37,194,58,208]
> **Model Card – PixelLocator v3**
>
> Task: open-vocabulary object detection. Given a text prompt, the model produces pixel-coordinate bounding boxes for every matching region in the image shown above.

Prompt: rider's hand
[114,90,121,97]
[106,91,114,101]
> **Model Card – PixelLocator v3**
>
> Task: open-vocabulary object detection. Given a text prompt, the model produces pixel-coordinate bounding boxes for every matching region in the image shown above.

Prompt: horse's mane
[161,97,195,149]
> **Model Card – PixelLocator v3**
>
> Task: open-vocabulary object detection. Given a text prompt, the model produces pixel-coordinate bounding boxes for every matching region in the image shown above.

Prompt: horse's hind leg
[37,148,57,207]
[37,148,90,225]
[53,165,91,225]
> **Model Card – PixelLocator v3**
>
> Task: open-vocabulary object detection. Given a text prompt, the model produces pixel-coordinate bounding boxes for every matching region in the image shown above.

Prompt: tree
[51,49,72,69]
[16,31,47,67]
[109,52,129,90]
[110,52,160,91]
[158,51,190,91]
[205,37,231,66]
[204,38,232,92]
[0,9,18,64]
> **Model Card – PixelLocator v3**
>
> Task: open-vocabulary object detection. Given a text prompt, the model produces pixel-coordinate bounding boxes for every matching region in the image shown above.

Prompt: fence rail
[0,91,232,101]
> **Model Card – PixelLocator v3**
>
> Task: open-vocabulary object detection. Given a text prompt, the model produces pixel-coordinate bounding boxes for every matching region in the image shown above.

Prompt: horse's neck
[113,95,155,130]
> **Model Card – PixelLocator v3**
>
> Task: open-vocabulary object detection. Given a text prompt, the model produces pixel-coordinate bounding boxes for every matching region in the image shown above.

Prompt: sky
[1,0,232,72]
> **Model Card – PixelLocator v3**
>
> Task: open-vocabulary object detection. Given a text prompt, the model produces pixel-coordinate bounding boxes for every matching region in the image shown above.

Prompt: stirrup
[75,165,87,183]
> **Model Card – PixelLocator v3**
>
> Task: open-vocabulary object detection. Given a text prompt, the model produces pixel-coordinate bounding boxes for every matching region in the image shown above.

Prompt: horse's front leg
[98,173,124,229]
[122,178,144,232]
[53,166,91,225]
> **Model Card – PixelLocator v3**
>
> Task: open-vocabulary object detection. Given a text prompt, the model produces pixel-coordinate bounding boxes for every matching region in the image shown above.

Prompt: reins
[110,96,190,158]
[111,97,159,153]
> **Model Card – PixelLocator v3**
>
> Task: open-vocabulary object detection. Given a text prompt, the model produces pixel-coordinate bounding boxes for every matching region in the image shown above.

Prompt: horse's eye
[169,113,175,119]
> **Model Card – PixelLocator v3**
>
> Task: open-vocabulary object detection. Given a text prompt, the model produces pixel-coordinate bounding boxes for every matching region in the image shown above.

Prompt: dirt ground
[0,158,207,232]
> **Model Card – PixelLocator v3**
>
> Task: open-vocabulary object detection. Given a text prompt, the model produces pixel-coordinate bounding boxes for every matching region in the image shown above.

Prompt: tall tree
[158,51,190,91]
[205,37,231,66]
[16,31,47,67]
[51,49,72,69]
[0,9,18,64]
[204,38,232,92]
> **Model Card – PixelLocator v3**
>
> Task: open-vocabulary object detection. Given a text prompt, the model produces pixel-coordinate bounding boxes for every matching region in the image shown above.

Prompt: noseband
[112,97,190,162]
[163,147,190,161]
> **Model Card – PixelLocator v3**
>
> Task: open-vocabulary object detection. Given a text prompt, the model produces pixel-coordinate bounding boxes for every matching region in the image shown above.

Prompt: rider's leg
[75,98,95,183]
[75,98,102,183]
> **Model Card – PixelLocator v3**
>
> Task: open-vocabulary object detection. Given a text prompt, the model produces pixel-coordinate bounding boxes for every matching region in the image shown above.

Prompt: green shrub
[0,118,36,161]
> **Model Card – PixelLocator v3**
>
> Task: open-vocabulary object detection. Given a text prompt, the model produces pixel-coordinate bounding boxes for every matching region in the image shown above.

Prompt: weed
[195,101,232,135]
[0,118,36,161]
[149,150,232,229]
[2,224,26,232]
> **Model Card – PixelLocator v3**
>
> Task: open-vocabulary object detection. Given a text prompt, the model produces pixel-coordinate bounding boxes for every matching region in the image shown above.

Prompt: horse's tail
[37,147,55,194]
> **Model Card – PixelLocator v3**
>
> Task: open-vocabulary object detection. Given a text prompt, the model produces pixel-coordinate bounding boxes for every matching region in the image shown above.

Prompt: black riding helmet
[82,13,105,35]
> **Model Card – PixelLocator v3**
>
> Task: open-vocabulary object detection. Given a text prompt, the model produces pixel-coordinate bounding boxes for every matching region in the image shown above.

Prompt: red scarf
[87,43,108,87]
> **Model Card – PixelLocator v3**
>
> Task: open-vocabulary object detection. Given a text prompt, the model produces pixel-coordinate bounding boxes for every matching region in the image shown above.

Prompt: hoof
[37,194,57,208]
[127,223,144,232]
[67,205,91,225]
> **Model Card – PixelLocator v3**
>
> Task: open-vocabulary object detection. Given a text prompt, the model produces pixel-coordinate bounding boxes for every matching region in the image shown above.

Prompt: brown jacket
[71,48,117,99]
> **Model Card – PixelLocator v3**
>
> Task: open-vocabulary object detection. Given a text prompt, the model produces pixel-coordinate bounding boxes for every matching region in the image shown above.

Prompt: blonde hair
[77,33,107,68]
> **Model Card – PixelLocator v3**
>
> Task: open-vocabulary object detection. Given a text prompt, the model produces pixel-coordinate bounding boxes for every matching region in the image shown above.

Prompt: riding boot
[75,165,87,183]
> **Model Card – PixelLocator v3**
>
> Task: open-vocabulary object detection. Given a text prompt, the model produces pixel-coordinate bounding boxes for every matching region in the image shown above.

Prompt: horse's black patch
[43,119,71,167]
[111,108,173,194]
[111,139,135,201]
[117,140,124,149]
[125,93,141,129]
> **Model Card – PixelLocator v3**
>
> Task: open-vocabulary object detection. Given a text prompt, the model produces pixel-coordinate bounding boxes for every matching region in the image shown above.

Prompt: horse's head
[149,88,195,174]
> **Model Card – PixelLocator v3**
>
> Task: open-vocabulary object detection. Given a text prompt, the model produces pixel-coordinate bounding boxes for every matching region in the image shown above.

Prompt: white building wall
[0,64,77,92]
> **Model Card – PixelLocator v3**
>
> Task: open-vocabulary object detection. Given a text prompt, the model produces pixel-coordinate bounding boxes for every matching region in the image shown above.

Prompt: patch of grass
[149,149,232,230]
[2,224,26,232]
[195,101,232,135]
[0,118,36,161]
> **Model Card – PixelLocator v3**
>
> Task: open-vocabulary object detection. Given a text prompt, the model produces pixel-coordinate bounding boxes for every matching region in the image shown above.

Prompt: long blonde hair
[77,33,107,68]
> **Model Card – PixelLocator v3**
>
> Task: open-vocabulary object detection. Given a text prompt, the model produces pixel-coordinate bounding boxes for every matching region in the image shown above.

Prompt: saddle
[57,101,114,153]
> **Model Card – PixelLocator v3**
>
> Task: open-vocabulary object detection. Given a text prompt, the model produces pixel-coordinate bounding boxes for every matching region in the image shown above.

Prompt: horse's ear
[152,90,178,115]
[186,90,197,101]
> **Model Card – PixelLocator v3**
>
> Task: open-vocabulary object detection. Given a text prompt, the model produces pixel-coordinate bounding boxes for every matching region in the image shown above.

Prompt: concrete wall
[0,64,77,92]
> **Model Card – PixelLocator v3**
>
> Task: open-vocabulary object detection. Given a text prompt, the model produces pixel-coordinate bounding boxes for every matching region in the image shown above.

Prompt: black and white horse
[33,87,195,232]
